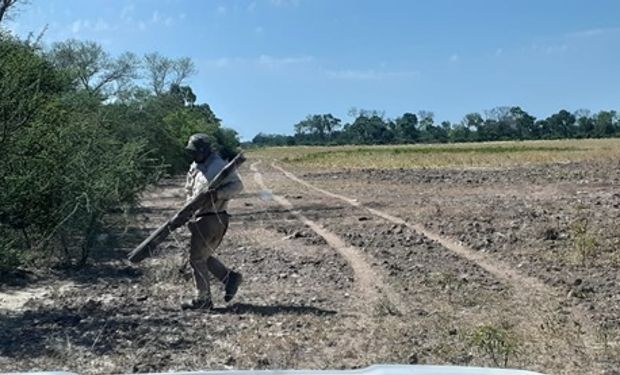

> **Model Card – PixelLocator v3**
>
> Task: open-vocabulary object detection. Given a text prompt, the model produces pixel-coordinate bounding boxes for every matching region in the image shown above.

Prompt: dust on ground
[2,158,619,375]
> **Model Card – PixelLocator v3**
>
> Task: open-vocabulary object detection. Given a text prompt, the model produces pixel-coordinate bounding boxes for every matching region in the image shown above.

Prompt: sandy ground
[1,157,619,375]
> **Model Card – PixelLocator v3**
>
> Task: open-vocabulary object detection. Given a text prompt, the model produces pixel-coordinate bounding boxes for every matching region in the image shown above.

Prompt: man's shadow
[212,303,337,317]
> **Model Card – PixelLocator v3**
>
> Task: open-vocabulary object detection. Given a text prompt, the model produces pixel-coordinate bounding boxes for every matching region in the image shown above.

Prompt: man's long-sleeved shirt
[185,153,244,215]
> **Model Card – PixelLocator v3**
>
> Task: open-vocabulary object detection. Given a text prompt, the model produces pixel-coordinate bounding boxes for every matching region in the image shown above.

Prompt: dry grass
[247,139,620,170]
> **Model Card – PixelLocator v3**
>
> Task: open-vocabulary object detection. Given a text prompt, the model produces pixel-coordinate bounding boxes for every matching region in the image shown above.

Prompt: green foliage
[0,36,69,145]
[0,36,237,269]
[252,105,620,147]
[161,106,240,164]
[0,234,21,270]
[468,324,520,368]
[593,111,618,138]
[294,114,341,140]
[393,112,419,143]
[251,133,296,147]
[213,127,241,160]
[346,114,393,144]
[570,218,599,266]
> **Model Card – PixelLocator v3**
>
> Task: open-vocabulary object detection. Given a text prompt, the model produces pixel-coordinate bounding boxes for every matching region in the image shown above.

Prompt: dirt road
[1,157,618,374]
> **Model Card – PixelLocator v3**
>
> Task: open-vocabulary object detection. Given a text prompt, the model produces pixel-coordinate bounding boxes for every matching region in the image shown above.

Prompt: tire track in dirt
[273,163,550,291]
[272,162,604,371]
[251,161,405,316]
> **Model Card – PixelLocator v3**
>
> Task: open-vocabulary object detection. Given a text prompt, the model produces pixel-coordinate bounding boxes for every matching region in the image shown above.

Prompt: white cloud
[71,19,93,33]
[142,10,174,28]
[204,57,246,69]
[257,54,314,68]
[567,27,620,38]
[546,44,567,54]
[93,18,113,32]
[120,4,135,21]
[531,42,567,54]
[449,53,460,62]
[326,69,419,81]
[69,18,115,34]
[212,58,231,68]
[270,0,300,7]
[203,55,314,70]
[207,57,246,67]
[151,10,161,23]
[71,19,82,33]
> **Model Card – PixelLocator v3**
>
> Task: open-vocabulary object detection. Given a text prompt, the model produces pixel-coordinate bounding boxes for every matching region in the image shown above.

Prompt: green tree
[1,32,232,269]
[418,111,447,143]
[574,110,595,138]
[394,112,419,143]
[592,110,617,138]
[294,114,342,142]
[346,114,394,144]
[479,107,520,141]
[543,109,577,139]
[463,113,484,132]
[509,106,537,139]
[1,36,70,267]
[1,37,160,267]
[252,133,295,146]
[449,123,473,142]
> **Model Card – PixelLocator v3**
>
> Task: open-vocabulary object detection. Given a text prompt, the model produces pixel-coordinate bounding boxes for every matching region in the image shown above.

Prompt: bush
[0,36,238,269]
[468,324,520,368]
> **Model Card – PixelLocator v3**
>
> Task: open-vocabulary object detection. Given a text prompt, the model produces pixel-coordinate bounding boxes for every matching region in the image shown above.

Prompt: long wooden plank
[128,153,246,263]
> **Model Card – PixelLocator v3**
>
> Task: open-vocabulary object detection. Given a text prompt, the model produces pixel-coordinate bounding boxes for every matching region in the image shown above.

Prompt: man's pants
[187,212,231,300]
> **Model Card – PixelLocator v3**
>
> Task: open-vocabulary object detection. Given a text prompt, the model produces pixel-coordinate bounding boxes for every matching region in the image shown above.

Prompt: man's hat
[185,133,212,153]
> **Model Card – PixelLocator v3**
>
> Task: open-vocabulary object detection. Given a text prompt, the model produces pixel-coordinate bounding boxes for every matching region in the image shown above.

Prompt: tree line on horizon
[250,107,620,147]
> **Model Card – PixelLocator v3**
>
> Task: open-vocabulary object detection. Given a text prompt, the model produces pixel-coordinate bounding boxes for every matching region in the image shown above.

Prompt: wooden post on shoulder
[128,153,246,263]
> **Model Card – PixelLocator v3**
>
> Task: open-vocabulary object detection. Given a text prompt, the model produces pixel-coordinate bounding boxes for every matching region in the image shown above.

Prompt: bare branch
[171,57,196,86]
[48,40,139,98]
[143,54,196,95]
[143,52,173,96]
[0,0,22,25]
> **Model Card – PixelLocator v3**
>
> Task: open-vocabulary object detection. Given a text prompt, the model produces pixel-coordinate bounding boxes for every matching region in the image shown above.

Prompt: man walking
[179,133,244,310]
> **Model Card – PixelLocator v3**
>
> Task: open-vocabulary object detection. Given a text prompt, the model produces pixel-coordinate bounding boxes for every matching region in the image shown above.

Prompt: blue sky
[6,0,620,140]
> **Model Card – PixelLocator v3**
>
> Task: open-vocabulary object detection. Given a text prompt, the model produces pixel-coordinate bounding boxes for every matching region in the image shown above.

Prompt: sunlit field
[248,138,620,170]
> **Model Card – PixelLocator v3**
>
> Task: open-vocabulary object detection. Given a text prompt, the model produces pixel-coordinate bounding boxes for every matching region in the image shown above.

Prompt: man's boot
[224,271,243,302]
[181,296,213,310]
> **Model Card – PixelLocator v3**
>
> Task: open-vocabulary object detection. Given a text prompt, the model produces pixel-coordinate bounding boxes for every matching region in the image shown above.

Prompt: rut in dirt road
[273,163,552,294]
[271,162,604,370]
[251,162,405,316]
